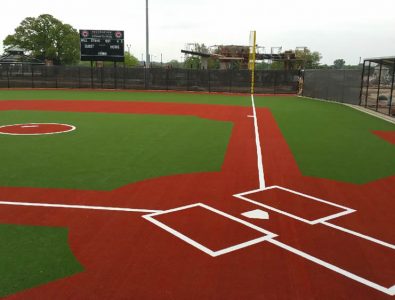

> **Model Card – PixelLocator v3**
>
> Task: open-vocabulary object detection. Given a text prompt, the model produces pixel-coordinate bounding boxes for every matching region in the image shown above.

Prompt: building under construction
[181,44,306,70]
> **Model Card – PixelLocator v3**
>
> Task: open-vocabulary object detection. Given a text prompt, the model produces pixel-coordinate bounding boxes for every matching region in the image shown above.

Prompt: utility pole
[146,0,150,67]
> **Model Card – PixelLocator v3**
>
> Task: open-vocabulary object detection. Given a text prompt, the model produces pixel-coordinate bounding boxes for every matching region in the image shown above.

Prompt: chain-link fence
[360,58,395,117]
[303,69,361,105]
[0,64,299,94]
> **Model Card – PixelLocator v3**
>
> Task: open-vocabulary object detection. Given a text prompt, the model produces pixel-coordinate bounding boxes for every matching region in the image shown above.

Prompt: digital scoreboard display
[80,30,124,62]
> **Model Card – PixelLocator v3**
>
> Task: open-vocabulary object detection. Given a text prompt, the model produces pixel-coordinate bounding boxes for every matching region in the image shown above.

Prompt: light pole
[127,44,131,53]
[146,0,150,68]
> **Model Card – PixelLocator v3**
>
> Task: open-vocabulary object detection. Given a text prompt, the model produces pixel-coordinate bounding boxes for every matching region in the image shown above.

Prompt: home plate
[143,203,276,257]
[241,209,269,220]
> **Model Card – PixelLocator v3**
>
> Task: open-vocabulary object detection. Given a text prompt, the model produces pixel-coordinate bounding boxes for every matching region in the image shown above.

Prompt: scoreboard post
[80,30,125,88]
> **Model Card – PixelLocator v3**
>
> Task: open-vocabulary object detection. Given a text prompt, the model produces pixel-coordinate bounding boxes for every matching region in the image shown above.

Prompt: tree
[255,61,271,70]
[184,56,201,69]
[270,61,285,70]
[3,14,79,65]
[192,43,210,55]
[166,60,183,68]
[333,59,346,69]
[124,52,139,67]
[207,57,220,69]
[183,43,221,69]
[295,48,322,69]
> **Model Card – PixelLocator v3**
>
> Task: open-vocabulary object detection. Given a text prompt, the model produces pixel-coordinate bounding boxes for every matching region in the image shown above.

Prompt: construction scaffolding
[181,44,306,70]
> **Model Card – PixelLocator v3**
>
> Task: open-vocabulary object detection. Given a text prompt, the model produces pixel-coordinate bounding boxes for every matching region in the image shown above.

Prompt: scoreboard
[80,30,124,62]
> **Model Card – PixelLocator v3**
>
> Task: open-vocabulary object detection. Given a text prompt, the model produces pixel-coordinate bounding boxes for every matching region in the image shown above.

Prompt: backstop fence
[302,69,362,105]
[0,65,299,94]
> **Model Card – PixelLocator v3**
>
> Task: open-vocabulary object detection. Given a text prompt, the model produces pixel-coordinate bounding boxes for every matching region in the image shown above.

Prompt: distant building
[0,46,44,73]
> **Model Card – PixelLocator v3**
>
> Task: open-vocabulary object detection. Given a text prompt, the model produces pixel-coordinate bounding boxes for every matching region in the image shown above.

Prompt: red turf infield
[0,100,394,299]
[373,130,395,145]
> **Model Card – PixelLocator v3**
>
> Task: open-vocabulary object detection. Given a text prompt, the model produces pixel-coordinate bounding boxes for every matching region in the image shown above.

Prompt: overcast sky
[1,0,394,65]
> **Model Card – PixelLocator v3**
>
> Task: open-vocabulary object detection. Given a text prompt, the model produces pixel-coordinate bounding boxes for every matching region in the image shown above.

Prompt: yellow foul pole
[249,31,257,95]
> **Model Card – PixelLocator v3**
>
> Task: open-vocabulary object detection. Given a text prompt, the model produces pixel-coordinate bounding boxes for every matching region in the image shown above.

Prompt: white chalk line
[142,201,394,295]
[250,94,265,189]
[0,200,161,213]
[5,198,392,295]
[269,239,395,296]
[233,185,394,249]
[235,94,395,295]
[234,185,356,225]
[143,203,277,257]
[322,221,395,250]
[233,185,395,294]
[0,95,392,294]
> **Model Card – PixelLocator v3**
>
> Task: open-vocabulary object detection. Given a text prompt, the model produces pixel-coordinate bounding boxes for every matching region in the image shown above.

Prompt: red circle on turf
[0,123,75,135]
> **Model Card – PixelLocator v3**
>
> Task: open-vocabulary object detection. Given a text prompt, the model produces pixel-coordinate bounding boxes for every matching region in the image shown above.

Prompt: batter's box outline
[234,185,356,224]
[143,203,277,257]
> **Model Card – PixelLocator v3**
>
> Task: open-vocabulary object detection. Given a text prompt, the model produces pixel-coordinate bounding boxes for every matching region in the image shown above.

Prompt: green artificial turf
[0,90,394,184]
[0,224,83,297]
[257,97,395,184]
[0,110,232,190]
[0,89,251,105]
[0,90,394,296]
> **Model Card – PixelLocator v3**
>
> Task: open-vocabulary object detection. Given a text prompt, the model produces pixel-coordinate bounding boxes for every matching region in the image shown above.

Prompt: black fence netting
[303,69,361,105]
[0,65,299,94]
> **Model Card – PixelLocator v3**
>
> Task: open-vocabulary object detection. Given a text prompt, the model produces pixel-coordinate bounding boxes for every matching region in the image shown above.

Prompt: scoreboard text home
[80,30,125,62]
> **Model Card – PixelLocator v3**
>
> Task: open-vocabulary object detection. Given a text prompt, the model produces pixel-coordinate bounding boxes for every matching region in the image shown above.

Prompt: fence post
[55,66,58,88]
[90,61,93,89]
[389,59,395,116]
[208,70,211,93]
[326,70,330,100]
[7,67,10,88]
[101,67,104,89]
[123,64,126,89]
[341,69,346,103]
[376,63,383,111]
[144,68,146,90]
[273,70,277,94]
[186,69,190,91]
[31,65,34,88]
[359,61,366,106]
[45,65,48,88]
[114,62,117,89]
[166,68,169,91]
[364,62,371,108]
[229,69,233,93]
[78,67,81,88]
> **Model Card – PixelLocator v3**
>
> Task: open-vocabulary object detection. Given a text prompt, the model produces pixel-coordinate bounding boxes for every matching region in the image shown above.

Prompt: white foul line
[269,239,395,296]
[322,221,395,250]
[251,94,265,189]
[0,200,161,213]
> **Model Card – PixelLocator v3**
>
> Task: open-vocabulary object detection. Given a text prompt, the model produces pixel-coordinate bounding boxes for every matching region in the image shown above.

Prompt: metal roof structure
[364,56,395,66]
[0,47,44,65]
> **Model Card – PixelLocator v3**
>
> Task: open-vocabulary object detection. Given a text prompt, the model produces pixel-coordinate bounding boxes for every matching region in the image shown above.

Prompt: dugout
[360,57,395,116]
